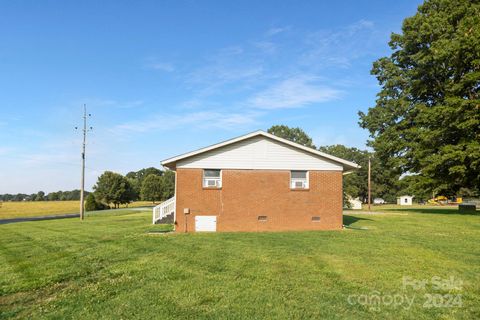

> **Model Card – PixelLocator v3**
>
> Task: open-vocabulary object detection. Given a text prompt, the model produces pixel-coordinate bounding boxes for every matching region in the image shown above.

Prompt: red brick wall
[175,168,343,232]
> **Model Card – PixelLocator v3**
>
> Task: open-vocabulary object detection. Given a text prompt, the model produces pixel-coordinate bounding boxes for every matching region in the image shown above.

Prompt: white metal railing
[152,196,175,224]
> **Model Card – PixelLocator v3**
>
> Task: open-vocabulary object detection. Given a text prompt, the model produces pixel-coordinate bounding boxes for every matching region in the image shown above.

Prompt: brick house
[153,130,359,232]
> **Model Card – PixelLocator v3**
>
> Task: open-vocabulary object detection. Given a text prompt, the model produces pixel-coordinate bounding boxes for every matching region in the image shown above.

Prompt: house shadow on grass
[383,207,479,216]
[343,214,373,227]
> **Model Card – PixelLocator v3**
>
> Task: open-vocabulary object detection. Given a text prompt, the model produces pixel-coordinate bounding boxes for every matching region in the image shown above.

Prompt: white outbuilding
[397,195,414,206]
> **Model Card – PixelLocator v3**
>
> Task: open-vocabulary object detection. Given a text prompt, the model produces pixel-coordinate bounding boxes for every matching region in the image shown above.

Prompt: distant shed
[397,195,414,206]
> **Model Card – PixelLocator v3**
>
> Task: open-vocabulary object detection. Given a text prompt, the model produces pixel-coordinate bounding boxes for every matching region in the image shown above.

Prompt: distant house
[373,198,386,205]
[397,195,414,206]
[153,130,360,232]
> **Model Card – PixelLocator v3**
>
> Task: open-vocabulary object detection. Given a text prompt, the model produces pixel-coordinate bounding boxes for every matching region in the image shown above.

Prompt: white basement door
[195,216,217,232]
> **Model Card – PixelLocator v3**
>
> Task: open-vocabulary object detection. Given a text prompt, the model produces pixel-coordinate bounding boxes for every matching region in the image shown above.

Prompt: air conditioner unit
[295,181,304,188]
[205,179,220,187]
[207,180,217,187]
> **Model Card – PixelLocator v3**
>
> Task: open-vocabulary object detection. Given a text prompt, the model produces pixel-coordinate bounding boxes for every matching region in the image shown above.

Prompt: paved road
[0,206,154,225]
[0,213,80,225]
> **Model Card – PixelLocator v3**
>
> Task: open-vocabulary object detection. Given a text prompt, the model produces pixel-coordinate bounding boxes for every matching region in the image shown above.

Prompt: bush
[84,194,107,211]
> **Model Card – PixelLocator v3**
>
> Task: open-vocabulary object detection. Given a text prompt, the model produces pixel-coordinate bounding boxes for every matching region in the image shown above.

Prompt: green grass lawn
[1,209,479,319]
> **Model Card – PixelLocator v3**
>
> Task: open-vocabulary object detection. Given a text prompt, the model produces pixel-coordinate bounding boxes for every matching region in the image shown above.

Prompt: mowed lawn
[0,201,155,219]
[1,209,479,319]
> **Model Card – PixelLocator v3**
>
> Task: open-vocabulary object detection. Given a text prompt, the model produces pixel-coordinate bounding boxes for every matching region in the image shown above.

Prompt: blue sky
[0,0,422,194]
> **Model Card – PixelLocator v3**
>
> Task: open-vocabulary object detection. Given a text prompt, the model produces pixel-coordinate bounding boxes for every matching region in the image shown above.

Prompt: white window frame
[203,169,222,188]
[290,170,309,189]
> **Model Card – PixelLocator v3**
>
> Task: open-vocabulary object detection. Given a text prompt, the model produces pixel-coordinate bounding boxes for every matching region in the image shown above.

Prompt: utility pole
[77,104,91,221]
[368,156,371,211]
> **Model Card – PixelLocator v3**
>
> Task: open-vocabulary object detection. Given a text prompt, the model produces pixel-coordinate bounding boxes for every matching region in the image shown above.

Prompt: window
[290,170,308,189]
[258,216,267,222]
[312,216,320,222]
[203,169,221,188]
[404,198,408,203]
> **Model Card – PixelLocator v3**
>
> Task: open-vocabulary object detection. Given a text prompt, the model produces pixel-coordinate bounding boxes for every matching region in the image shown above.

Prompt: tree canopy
[267,125,316,149]
[126,167,164,201]
[93,171,135,208]
[359,0,480,196]
[0,190,88,202]
[140,174,164,203]
[126,167,163,183]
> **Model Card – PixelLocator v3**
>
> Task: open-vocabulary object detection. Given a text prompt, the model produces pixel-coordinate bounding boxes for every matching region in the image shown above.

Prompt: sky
[0,0,423,194]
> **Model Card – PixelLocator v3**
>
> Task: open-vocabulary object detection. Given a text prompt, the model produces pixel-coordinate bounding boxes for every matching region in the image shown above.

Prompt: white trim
[161,130,360,172]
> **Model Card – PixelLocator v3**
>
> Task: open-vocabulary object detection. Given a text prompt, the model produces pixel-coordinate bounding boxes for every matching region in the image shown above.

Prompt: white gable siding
[176,136,343,171]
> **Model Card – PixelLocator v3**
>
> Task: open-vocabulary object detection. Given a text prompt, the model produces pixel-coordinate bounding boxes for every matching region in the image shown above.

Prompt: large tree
[93,171,135,208]
[140,174,164,203]
[359,0,480,196]
[126,167,164,201]
[267,125,316,149]
[161,170,175,200]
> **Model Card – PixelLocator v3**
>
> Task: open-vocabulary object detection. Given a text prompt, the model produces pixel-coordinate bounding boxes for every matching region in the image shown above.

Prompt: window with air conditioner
[203,169,221,188]
[291,170,308,189]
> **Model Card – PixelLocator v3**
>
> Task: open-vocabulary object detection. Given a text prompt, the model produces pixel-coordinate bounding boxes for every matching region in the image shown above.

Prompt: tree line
[1,167,175,212]
[0,190,89,202]
[85,167,175,210]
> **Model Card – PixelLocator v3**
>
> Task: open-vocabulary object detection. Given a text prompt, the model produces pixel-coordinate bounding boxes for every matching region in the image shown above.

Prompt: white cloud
[0,147,12,155]
[77,98,144,109]
[179,19,377,107]
[189,65,263,85]
[148,62,175,72]
[265,26,291,37]
[143,56,175,72]
[183,43,267,97]
[253,41,276,54]
[20,152,77,167]
[301,19,377,69]
[350,19,374,31]
[249,76,341,109]
[217,45,244,56]
[110,110,261,135]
